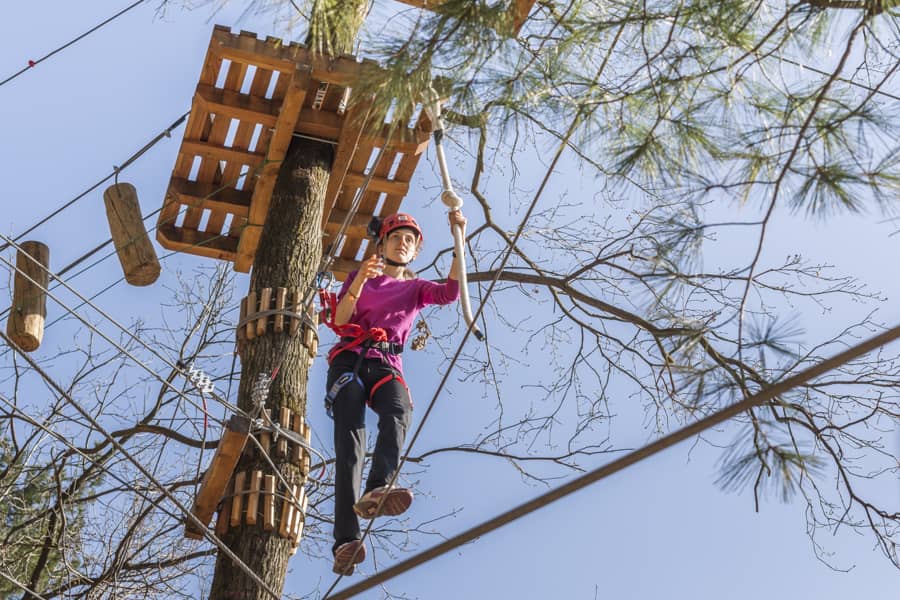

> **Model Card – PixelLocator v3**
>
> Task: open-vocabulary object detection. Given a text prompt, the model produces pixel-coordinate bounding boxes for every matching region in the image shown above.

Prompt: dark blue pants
[327,352,412,552]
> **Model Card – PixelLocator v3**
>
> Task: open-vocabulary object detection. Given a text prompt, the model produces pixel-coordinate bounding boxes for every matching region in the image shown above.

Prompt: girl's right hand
[354,254,384,287]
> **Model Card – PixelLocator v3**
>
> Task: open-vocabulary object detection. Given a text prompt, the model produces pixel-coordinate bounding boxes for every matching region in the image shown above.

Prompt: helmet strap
[382,256,409,267]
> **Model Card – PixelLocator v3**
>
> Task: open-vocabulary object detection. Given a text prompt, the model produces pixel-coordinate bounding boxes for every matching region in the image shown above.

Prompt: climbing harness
[422,87,485,341]
[318,288,410,417]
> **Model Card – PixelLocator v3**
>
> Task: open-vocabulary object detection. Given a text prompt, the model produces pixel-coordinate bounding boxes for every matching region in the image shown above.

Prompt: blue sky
[2,2,898,599]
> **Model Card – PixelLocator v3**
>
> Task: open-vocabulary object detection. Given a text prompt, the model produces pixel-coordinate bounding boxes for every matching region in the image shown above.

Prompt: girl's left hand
[448,209,467,231]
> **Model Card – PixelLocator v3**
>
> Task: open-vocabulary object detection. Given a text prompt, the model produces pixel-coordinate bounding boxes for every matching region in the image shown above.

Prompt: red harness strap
[369,373,410,408]
[319,289,389,363]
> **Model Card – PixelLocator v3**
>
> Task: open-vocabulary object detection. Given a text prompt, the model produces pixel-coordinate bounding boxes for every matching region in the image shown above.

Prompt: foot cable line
[0,229,330,500]
[330,320,900,597]
[0,0,148,88]
[0,334,285,600]
[0,110,187,253]
[322,20,628,595]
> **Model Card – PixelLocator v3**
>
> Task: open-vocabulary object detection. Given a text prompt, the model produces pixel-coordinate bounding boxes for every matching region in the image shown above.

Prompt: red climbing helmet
[371,213,424,243]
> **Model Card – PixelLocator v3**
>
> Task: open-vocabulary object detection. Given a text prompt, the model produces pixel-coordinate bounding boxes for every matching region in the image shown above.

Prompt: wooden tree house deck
[157,26,433,278]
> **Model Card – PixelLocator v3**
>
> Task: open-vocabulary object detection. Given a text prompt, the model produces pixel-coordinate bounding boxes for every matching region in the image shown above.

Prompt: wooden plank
[245,291,257,340]
[181,140,267,169]
[210,27,376,85]
[290,486,306,551]
[320,100,372,234]
[279,483,296,539]
[339,146,398,259]
[294,108,428,153]
[246,470,262,526]
[156,224,238,262]
[274,287,287,333]
[214,482,231,537]
[167,178,252,218]
[257,287,272,337]
[278,407,291,457]
[259,431,271,457]
[230,471,245,527]
[227,66,277,239]
[237,296,247,346]
[194,83,279,128]
[300,422,311,477]
[324,207,373,239]
[291,414,303,465]
[184,60,248,232]
[341,172,409,196]
[234,66,311,272]
[185,414,251,539]
[263,474,276,531]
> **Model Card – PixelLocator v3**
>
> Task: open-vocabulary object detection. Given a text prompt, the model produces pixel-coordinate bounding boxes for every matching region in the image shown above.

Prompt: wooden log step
[185,414,251,539]
[6,241,49,352]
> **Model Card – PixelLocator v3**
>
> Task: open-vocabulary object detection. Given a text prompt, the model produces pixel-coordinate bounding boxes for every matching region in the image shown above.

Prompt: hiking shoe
[332,539,366,575]
[353,485,414,519]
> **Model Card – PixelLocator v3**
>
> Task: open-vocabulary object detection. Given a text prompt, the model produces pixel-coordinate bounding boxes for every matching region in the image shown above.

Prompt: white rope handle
[424,88,485,341]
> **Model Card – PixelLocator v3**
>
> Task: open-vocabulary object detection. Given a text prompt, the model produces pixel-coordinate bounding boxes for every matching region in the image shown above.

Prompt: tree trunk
[207,3,369,596]
[206,138,331,600]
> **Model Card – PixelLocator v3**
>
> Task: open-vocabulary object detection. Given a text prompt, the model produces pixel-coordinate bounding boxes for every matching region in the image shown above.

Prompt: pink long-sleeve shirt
[335,272,460,373]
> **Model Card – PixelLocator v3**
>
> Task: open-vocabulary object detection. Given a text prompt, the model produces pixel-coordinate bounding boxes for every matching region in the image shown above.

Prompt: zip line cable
[0,0,148,88]
[0,110,187,254]
[330,320,900,598]
[0,334,284,600]
[323,17,628,595]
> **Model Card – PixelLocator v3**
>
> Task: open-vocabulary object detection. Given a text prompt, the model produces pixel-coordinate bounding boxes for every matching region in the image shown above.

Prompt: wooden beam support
[195,83,279,127]
[167,178,253,218]
[341,173,410,196]
[181,140,267,169]
[210,26,378,85]
[156,224,239,262]
[185,414,251,539]
[235,66,311,272]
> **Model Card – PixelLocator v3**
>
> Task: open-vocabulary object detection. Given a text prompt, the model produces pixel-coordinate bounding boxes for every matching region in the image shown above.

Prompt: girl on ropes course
[321,209,468,575]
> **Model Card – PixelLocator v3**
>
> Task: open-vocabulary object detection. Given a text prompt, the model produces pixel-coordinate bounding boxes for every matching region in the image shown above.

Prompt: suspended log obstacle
[103,183,161,286]
[6,241,49,352]
[185,414,251,540]
[157,26,434,280]
[213,409,313,550]
[393,0,536,34]
[236,287,319,365]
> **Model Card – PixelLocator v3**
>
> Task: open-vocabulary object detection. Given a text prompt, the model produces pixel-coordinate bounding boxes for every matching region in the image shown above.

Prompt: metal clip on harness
[423,88,485,342]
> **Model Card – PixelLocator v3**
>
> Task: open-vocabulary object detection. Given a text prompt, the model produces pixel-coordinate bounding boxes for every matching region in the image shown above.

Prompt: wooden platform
[394,0,536,33]
[157,26,433,278]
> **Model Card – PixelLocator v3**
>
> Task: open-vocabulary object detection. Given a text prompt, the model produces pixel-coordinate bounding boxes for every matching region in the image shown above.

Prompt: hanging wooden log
[185,414,251,539]
[103,183,160,286]
[6,241,49,352]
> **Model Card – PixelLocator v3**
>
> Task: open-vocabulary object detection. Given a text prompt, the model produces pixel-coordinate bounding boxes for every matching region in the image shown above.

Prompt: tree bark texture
[207,138,332,600]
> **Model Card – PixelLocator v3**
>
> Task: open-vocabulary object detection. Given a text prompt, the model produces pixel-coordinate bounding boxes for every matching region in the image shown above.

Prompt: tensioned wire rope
[0,116,412,599]
[0,0,148,88]
[331,320,900,597]
[0,110,396,555]
[0,110,188,255]
[321,13,628,595]
[324,18,900,596]
[0,231,331,497]
[0,337,285,600]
